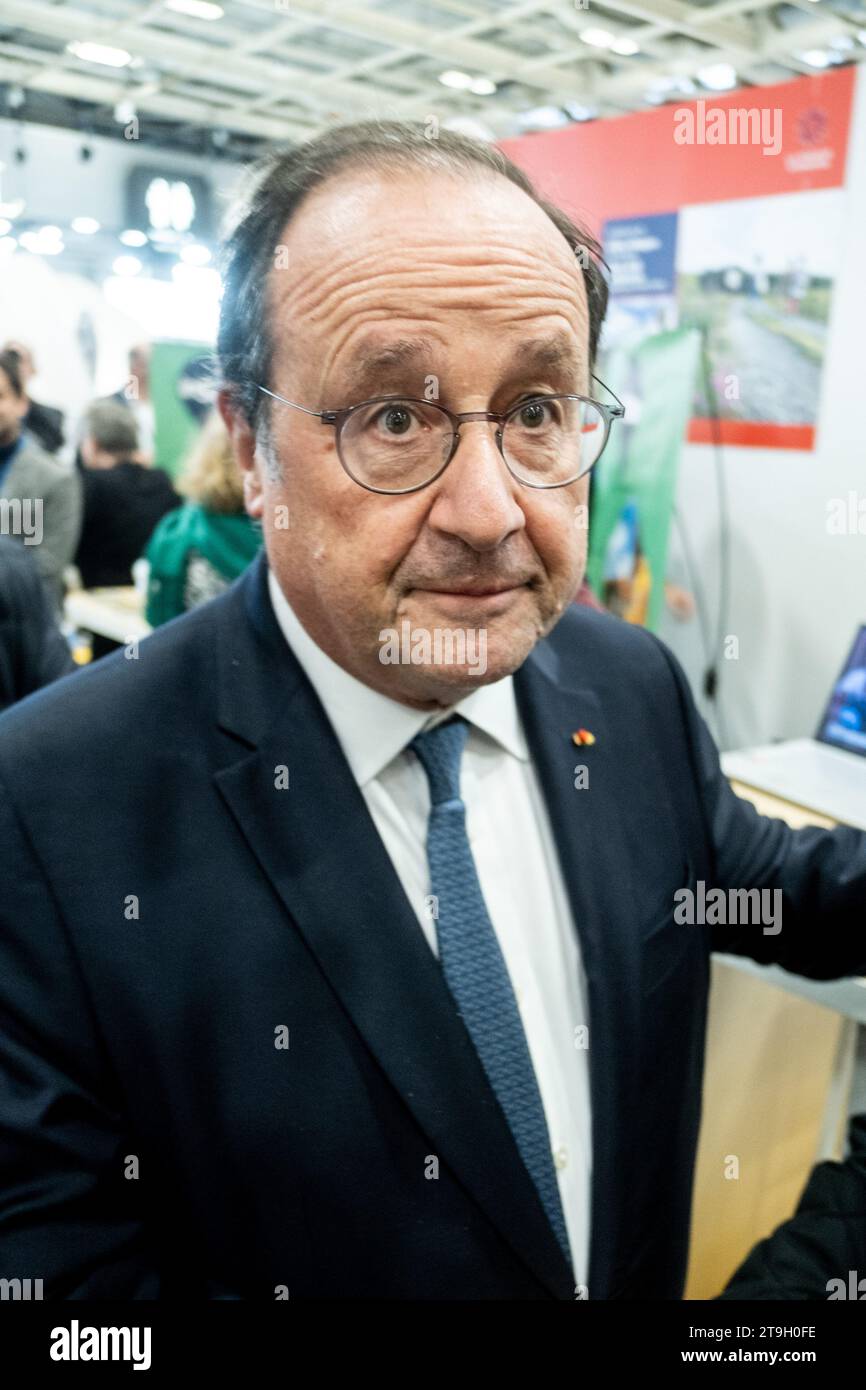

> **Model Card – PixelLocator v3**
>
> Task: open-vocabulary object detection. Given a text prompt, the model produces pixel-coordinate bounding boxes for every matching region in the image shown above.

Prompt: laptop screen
[816,625,866,756]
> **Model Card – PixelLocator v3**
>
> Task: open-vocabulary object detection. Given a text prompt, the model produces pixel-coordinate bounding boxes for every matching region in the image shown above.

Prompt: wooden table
[64,586,152,646]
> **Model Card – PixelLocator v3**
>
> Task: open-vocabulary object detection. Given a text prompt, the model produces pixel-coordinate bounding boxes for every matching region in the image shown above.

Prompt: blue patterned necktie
[410,715,572,1267]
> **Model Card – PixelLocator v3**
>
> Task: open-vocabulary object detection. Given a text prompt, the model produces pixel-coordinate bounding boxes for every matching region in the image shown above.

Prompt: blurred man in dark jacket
[0,536,75,712]
[3,341,66,456]
[75,399,179,589]
[0,350,81,609]
[718,1113,866,1300]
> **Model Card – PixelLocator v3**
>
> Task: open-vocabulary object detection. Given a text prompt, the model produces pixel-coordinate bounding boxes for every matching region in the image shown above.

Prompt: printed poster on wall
[601,191,844,451]
[501,64,856,452]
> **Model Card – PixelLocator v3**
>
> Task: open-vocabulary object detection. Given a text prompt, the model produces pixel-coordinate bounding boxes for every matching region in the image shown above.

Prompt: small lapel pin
[572,728,596,746]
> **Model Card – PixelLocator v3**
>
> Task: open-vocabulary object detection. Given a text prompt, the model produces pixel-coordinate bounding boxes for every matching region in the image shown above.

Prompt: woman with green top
[145,409,262,626]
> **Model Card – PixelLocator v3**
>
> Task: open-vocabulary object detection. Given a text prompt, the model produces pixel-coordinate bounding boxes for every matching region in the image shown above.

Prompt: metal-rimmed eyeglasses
[254,376,624,496]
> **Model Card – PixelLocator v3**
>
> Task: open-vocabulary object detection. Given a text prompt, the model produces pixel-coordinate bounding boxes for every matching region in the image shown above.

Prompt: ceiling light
[697,62,738,91]
[798,49,832,67]
[610,38,640,57]
[71,216,100,234]
[120,228,148,247]
[113,255,142,276]
[39,225,63,240]
[67,40,132,68]
[165,0,224,17]
[148,227,184,246]
[180,243,211,265]
[20,230,63,255]
[114,99,137,124]
[646,75,696,101]
[439,69,474,90]
[580,29,616,49]
[469,77,497,96]
[517,106,570,131]
[0,198,24,219]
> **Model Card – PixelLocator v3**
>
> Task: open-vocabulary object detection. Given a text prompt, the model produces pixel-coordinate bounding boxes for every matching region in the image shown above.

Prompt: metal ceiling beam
[0,0,862,149]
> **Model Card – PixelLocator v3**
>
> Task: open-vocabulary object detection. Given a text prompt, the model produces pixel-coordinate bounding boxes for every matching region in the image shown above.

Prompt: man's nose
[426,420,525,552]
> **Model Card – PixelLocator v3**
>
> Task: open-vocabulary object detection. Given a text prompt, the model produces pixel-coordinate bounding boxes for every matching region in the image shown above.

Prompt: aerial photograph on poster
[676,188,844,436]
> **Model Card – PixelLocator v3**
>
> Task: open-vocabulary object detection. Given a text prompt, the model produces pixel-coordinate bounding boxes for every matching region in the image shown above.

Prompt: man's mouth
[410,582,531,613]
[422,584,524,597]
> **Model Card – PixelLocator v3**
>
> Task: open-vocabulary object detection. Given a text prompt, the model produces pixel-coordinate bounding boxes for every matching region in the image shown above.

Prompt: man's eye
[371,403,417,435]
[514,397,560,427]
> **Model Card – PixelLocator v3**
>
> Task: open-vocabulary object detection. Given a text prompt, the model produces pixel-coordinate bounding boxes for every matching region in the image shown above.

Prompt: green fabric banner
[587,327,701,632]
[150,340,214,480]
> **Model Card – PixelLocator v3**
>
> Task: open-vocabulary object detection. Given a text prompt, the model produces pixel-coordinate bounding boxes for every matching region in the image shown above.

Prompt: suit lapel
[211,556,574,1299]
[515,640,640,1300]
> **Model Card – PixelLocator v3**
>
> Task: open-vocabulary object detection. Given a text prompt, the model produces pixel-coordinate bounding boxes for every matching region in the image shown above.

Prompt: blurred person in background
[0,536,75,712]
[0,348,81,610]
[145,409,262,626]
[3,340,66,456]
[717,1112,866,1300]
[111,343,155,464]
[75,399,179,590]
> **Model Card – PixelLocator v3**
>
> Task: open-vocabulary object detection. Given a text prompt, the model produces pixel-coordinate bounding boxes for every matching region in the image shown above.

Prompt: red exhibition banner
[500,66,856,451]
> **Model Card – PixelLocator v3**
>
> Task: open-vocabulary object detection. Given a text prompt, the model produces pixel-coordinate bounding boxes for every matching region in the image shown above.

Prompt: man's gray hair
[218,119,609,430]
[84,399,139,456]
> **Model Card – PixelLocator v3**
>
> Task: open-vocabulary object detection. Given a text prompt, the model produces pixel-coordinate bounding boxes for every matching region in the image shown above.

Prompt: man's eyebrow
[338,338,438,399]
[500,334,584,382]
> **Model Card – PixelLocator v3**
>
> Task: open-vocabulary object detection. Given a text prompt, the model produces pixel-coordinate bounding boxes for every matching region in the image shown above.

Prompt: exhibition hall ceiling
[1,0,865,155]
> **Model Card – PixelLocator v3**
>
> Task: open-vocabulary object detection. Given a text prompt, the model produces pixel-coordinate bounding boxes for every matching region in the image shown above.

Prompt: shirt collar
[267,567,528,787]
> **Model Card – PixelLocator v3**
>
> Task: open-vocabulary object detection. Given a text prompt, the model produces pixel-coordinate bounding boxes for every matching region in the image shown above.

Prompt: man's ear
[218,387,264,520]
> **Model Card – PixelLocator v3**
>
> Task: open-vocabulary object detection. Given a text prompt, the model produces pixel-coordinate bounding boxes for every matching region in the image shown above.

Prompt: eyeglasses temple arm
[590,374,626,418]
[254,384,329,420]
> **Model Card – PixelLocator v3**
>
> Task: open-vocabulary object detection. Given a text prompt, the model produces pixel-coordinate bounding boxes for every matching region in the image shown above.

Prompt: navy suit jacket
[1,551,865,1300]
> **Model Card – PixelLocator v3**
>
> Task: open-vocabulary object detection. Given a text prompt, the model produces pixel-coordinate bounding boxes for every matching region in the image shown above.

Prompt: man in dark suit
[0,119,864,1302]
[75,399,179,589]
[3,341,66,455]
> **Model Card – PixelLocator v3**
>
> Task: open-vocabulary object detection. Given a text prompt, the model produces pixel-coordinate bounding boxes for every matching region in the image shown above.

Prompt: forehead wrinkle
[267,209,589,396]
[273,231,584,324]
[280,267,584,338]
[301,250,578,304]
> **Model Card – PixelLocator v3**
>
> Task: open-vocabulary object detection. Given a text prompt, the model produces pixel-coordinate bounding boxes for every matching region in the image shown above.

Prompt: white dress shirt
[267,569,592,1287]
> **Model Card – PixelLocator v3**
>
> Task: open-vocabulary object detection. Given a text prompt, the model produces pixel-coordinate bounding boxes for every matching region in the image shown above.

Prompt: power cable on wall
[672,327,732,750]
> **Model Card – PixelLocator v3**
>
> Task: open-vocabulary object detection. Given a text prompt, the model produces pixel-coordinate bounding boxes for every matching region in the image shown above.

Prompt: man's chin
[374,634,539,707]
[380,664,506,710]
